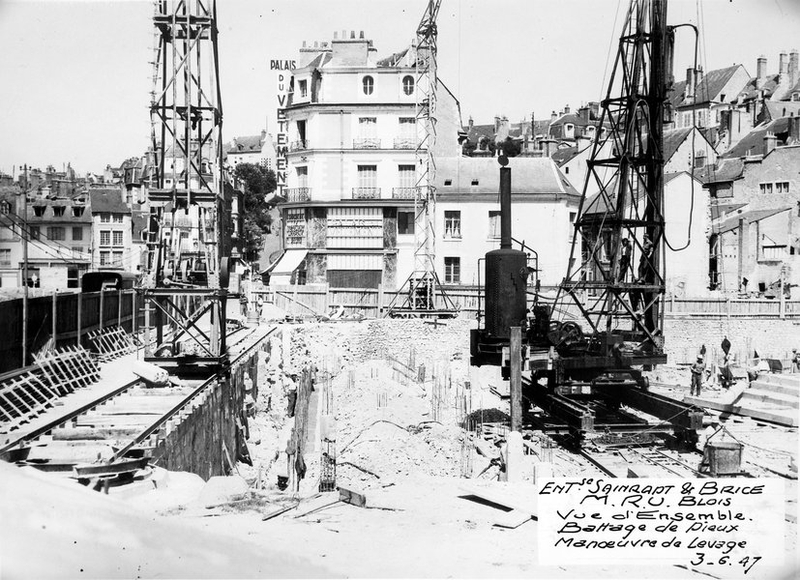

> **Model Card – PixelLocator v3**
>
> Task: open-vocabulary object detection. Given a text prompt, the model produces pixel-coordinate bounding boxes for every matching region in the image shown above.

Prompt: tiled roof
[716,207,791,235]
[551,146,580,166]
[739,74,781,101]
[532,119,552,137]
[722,117,791,158]
[377,47,410,68]
[710,202,747,221]
[668,64,743,108]
[764,101,800,121]
[435,156,579,197]
[228,135,263,154]
[695,158,744,184]
[662,127,693,162]
[89,189,130,214]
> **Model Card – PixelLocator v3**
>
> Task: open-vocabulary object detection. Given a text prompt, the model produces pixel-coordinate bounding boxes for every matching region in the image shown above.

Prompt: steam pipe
[500,166,511,249]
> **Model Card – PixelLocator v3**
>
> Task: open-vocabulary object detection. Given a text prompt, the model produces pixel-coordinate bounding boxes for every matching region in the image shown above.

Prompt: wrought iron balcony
[287,187,311,202]
[392,187,417,199]
[393,137,416,149]
[351,187,381,199]
[353,138,381,149]
[290,140,310,151]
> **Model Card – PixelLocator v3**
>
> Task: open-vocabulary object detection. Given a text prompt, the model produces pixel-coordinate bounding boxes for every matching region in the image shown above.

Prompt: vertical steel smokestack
[500,166,511,249]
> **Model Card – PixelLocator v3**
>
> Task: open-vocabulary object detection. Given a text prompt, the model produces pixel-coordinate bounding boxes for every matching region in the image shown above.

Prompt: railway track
[578,442,706,478]
[0,324,277,488]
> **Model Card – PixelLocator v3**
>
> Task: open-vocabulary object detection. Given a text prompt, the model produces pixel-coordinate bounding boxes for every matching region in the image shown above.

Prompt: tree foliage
[234,163,277,261]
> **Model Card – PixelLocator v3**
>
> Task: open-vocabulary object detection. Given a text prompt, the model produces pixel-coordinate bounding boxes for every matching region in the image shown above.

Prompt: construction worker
[617,238,631,282]
[792,348,800,373]
[690,355,705,397]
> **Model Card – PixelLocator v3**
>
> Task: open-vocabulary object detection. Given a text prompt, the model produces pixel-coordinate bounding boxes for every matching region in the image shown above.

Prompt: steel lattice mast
[388,0,455,316]
[144,0,229,369]
[555,0,670,353]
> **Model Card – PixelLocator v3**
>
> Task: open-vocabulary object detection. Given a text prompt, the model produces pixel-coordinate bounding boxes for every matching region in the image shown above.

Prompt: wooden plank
[339,486,367,508]
[684,395,798,427]
[494,509,532,529]
[458,483,538,517]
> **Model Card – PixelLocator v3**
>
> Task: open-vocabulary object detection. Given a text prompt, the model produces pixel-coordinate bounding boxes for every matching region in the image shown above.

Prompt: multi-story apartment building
[89,189,133,272]
[271,31,462,289]
[434,157,580,287]
[25,191,92,289]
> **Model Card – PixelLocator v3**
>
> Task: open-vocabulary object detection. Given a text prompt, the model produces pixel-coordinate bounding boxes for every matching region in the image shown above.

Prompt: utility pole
[22,164,29,367]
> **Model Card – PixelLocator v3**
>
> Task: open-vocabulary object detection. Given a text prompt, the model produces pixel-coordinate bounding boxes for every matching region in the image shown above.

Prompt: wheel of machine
[219,257,231,289]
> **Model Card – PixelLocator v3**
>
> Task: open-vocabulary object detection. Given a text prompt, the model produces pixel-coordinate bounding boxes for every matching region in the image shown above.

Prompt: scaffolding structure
[142,0,230,374]
[554,0,670,356]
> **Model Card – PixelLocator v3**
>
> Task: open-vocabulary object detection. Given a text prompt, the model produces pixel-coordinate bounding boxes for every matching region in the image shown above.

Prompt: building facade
[433,157,580,287]
[272,31,462,289]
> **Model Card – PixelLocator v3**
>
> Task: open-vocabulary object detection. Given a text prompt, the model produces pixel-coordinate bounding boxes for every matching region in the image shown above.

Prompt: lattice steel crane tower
[554,0,671,362]
[143,0,230,375]
[388,0,456,316]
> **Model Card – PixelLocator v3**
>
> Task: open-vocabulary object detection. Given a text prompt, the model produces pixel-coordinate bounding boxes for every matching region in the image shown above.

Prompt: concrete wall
[664,316,800,365]
[153,335,266,480]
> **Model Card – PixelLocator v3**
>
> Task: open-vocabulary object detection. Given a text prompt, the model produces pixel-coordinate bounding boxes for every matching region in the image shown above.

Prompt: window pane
[488,211,501,238]
[358,165,377,188]
[444,211,461,238]
[402,75,414,95]
[362,76,374,95]
[72,227,83,241]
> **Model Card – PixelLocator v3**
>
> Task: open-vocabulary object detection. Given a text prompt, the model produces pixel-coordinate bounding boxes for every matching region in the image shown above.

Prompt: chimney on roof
[764,131,777,154]
[333,31,338,39]
[790,49,799,87]
[756,55,767,89]
[695,65,704,93]
[564,104,570,114]
[685,68,696,104]
[550,110,557,123]
[578,105,590,123]
[494,115,502,134]
[779,51,789,79]
[789,116,800,144]
[468,116,474,131]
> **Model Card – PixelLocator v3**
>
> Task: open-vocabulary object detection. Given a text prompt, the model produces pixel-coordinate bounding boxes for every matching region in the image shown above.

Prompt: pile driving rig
[471,0,703,444]
[140,0,236,377]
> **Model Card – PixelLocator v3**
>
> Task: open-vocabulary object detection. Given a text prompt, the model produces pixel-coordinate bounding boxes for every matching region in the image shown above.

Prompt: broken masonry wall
[152,334,272,479]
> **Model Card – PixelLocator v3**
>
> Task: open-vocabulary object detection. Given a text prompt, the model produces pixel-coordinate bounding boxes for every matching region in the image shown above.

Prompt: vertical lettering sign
[271,59,296,199]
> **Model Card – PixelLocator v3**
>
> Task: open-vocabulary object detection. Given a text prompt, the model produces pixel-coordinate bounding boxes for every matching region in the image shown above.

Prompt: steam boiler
[470,157,530,366]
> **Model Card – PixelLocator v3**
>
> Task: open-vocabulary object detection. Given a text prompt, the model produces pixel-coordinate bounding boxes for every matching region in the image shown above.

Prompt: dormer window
[53,206,65,217]
[402,75,414,95]
[72,206,84,217]
[362,75,374,95]
[299,79,308,98]
[33,206,46,217]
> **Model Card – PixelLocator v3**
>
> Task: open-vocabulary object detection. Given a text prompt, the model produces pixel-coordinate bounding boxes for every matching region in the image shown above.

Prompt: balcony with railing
[351,187,381,200]
[393,137,416,149]
[290,140,310,152]
[287,187,311,202]
[392,187,417,199]
[353,138,381,149]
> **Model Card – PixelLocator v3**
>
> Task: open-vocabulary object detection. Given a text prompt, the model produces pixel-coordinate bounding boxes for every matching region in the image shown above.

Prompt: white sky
[1,0,798,175]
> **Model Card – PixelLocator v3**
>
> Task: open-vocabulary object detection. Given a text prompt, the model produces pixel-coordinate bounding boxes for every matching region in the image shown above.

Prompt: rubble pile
[333,362,465,486]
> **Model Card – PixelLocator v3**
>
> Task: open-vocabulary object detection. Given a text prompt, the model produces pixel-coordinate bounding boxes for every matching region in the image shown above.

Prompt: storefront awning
[266,249,307,285]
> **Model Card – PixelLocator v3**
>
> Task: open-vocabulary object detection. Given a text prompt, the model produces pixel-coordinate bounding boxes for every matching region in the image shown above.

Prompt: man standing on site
[690,355,705,397]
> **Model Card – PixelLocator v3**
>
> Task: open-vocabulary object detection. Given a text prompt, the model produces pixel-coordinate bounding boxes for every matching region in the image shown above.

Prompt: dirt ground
[2,318,797,579]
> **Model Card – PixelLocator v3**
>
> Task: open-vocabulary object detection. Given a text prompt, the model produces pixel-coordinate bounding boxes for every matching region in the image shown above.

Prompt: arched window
[362,75,374,95]
[402,75,414,95]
